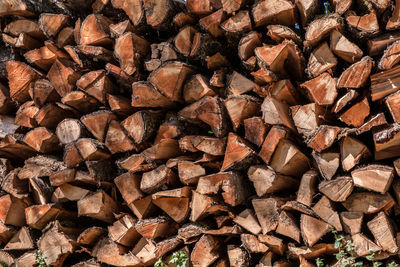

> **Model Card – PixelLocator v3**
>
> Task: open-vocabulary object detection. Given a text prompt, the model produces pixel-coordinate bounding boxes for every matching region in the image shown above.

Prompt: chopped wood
[251,0,296,27]
[297,170,318,206]
[312,196,342,231]
[252,198,281,235]
[241,234,268,253]
[352,233,381,257]
[351,164,394,193]
[367,212,398,253]
[330,30,363,63]
[270,139,310,177]
[340,211,363,235]
[342,192,395,214]
[346,11,380,38]
[276,211,301,243]
[233,209,262,235]
[248,165,299,196]
[312,151,339,180]
[318,176,354,202]
[340,97,370,127]
[340,136,371,171]
[337,56,373,89]
[300,214,330,247]
[304,14,343,48]
[191,235,220,267]
[307,42,337,78]
[291,103,324,137]
[259,126,291,164]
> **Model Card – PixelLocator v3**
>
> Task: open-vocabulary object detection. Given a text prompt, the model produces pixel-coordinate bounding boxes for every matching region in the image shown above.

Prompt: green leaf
[335,250,346,261]
[388,262,400,267]
[373,262,383,267]
[316,258,324,267]
[0,260,8,267]
[154,258,167,267]
[354,262,364,267]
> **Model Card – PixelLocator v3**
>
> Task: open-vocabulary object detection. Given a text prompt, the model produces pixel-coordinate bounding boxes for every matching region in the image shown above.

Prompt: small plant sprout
[316,258,324,267]
[389,262,400,267]
[0,260,8,267]
[168,250,189,267]
[35,250,49,267]
[154,258,167,267]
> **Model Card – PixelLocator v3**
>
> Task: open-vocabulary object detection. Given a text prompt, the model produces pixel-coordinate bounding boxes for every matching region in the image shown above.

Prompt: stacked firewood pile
[3,0,400,266]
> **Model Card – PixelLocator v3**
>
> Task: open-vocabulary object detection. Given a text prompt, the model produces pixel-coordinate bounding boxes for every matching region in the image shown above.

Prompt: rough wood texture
[2,1,400,266]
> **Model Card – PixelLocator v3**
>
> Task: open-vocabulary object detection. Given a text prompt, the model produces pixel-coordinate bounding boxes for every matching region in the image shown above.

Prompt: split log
[297,170,318,207]
[352,233,381,257]
[300,215,330,247]
[307,42,337,78]
[197,172,248,206]
[251,0,296,27]
[330,30,363,63]
[373,123,400,160]
[312,196,342,231]
[318,176,354,202]
[38,221,79,266]
[233,209,262,235]
[140,165,178,194]
[191,235,221,267]
[241,233,268,253]
[312,151,339,180]
[367,212,398,253]
[339,97,370,127]
[108,214,140,247]
[342,192,395,214]
[351,164,394,193]
[190,191,228,222]
[340,211,363,235]
[337,56,373,89]
[7,61,42,103]
[387,0,400,30]
[276,211,301,243]
[77,191,120,223]
[259,126,291,164]
[290,103,324,137]
[252,198,281,235]
[248,165,299,196]
[221,132,256,171]
[261,96,296,132]
[340,136,371,171]
[270,139,310,177]
[244,117,269,147]
[225,95,260,131]
[346,11,380,38]
[304,14,343,48]
[152,187,191,223]
[255,40,303,80]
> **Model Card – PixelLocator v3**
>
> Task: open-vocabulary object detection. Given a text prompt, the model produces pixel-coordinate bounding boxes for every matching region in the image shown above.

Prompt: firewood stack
[3,0,400,266]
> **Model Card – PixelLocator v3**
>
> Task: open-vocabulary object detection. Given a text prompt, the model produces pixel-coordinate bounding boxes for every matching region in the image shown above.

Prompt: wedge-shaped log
[233,209,262,235]
[252,0,295,27]
[343,192,395,214]
[312,151,339,180]
[318,176,354,202]
[270,139,309,177]
[367,212,398,253]
[340,136,371,171]
[78,191,119,223]
[307,42,337,78]
[197,171,248,206]
[301,73,337,106]
[312,196,342,231]
[152,187,191,223]
[340,211,363,235]
[297,170,318,207]
[140,165,178,194]
[221,132,256,171]
[248,165,299,196]
[351,165,394,193]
